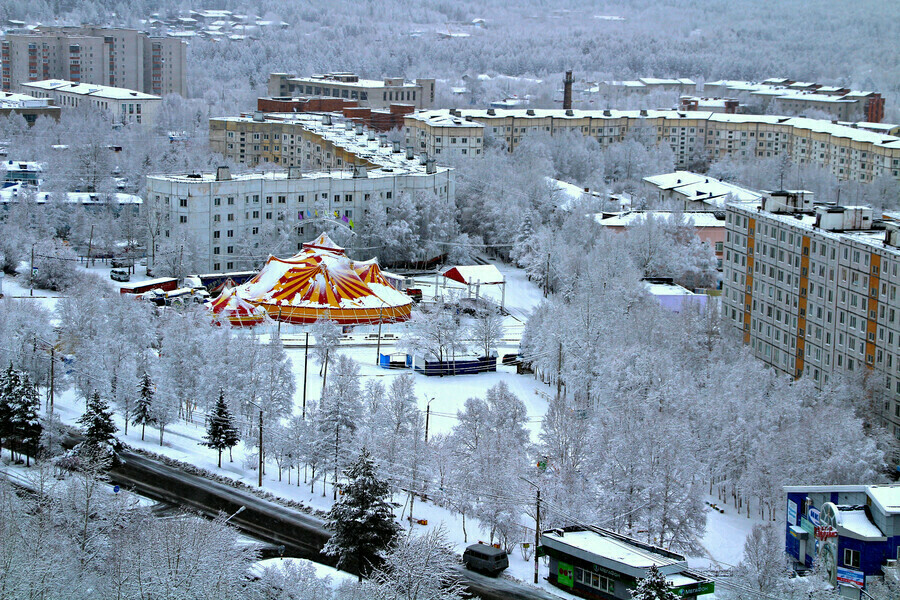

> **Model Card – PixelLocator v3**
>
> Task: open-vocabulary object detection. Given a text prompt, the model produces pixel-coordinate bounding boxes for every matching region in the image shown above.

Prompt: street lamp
[246,399,264,488]
[519,476,541,584]
[375,298,389,365]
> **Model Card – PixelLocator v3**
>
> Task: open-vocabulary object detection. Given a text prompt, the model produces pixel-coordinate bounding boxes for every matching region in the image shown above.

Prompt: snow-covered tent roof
[208,287,267,327]
[442,264,505,286]
[235,232,412,325]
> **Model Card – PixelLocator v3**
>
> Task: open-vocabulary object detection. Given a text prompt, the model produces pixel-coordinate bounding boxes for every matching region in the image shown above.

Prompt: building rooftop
[20,79,159,100]
[289,74,420,89]
[596,210,726,228]
[0,92,54,109]
[212,112,449,174]
[543,529,682,571]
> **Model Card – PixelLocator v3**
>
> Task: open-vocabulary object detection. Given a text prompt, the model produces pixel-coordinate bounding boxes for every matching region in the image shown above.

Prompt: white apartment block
[404,109,900,184]
[723,195,900,434]
[268,72,435,109]
[146,162,454,273]
[2,27,186,96]
[20,79,160,128]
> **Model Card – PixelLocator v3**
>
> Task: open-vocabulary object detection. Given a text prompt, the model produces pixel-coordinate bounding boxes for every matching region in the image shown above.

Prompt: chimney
[419,153,428,165]
[355,124,364,135]
[322,114,332,126]
[426,158,436,174]
[563,70,574,110]
[345,121,353,130]
[379,133,388,146]
[216,166,231,181]
[406,146,414,160]
[367,130,376,141]
[392,140,401,153]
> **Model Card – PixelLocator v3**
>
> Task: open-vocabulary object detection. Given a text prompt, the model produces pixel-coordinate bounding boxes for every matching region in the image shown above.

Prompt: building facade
[723,197,900,434]
[20,80,160,128]
[146,165,453,273]
[541,526,713,600]
[784,484,900,599]
[404,109,900,183]
[2,27,186,96]
[268,72,435,110]
[404,113,484,159]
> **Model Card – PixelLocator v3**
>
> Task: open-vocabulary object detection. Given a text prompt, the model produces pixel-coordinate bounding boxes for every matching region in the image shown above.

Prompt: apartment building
[404,113,484,158]
[704,79,885,123]
[642,171,762,209]
[268,72,435,110]
[404,109,900,183]
[20,79,159,128]
[2,27,186,96]
[146,162,454,273]
[723,194,900,434]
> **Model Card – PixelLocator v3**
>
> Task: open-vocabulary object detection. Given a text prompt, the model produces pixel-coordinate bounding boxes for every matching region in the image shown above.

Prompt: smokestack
[563,70,574,110]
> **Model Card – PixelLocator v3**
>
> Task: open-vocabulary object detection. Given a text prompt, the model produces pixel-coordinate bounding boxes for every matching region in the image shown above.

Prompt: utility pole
[30,244,35,296]
[424,398,433,444]
[257,408,263,488]
[375,303,384,364]
[534,488,540,584]
[49,345,55,413]
[556,341,563,400]
[87,224,95,267]
[302,331,309,419]
[544,252,550,297]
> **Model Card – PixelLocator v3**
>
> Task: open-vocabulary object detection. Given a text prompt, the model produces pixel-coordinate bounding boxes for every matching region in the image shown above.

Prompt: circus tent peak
[302,232,344,255]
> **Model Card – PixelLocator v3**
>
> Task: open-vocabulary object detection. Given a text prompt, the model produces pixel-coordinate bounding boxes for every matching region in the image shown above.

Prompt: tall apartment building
[20,79,159,128]
[268,72,435,110]
[723,194,900,435]
[404,109,900,183]
[2,27,186,96]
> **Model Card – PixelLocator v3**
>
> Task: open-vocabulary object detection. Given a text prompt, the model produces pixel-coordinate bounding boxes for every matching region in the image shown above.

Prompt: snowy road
[110,448,566,600]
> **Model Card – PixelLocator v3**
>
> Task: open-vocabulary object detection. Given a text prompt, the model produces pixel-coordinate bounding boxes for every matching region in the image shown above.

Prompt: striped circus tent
[207,286,268,327]
[235,233,413,325]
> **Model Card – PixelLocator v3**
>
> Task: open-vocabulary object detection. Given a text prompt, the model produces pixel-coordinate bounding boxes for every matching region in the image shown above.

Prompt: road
[109,448,562,600]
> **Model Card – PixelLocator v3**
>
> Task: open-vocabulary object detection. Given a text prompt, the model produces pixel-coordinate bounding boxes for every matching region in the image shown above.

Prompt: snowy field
[28,256,758,593]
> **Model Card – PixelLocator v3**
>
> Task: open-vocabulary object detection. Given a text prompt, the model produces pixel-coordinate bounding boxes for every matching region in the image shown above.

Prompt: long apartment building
[20,79,159,128]
[2,27,186,96]
[723,193,900,435]
[268,72,435,110]
[705,79,885,123]
[155,115,454,272]
[404,109,900,183]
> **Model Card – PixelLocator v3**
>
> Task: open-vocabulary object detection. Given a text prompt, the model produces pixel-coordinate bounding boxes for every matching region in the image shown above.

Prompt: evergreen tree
[78,391,117,449]
[10,373,42,466]
[203,389,239,468]
[630,565,679,600]
[322,448,400,581]
[0,364,17,454]
[132,371,155,441]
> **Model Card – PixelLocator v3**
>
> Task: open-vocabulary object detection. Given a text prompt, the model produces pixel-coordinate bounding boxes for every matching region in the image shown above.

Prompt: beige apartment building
[404,109,900,183]
[2,27,186,96]
[403,113,484,159]
[723,195,900,434]
[268,72,435,109]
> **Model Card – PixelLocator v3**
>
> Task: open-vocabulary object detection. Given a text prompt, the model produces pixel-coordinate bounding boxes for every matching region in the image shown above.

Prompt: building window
[844,548,860,569]
[574,568,614,593]
[179,216,187,223]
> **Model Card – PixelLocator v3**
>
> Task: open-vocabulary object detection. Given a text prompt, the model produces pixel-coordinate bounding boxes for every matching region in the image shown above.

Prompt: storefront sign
[836,567,864,587]
[673,581,715,596]
[787,500,798,525]
[808,507,821,526]
[800,517,815,536]
[558,561,574,588]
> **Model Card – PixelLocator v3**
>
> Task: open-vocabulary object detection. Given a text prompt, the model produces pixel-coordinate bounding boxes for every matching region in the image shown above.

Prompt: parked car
[110,268,130,282]
[462,544,508,576]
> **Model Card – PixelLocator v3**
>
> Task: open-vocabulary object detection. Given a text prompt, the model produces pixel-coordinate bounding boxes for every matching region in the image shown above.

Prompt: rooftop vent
[322,114,332,126]
[352,165,367,179]
[215,166,231,181]
[603,109,611,116]
[487,108,496,116]
[252,111,264,122]
[406,146,414,160]
[565,109,574,116]
[288,166,302,179]
[367,130,376,141]
[392,141,401,153]
[639,109,648,116]
[355,124,364,135]
[885,222,900,248]
[426,158,436,174]
[526,109,535,116]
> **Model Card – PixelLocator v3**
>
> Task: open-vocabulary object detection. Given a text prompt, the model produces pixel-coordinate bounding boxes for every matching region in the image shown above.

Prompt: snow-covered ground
[33,256,756,595]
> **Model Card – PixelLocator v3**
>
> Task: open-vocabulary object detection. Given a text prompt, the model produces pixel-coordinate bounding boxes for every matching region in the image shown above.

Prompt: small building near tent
[235,233,413,325]
[441,264,506,311]
[208,287,268,327]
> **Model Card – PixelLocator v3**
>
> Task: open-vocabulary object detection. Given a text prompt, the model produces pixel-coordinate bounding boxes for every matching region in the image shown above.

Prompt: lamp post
[247,399,264,488]
[375,298,388,365]
[519,476,541,584]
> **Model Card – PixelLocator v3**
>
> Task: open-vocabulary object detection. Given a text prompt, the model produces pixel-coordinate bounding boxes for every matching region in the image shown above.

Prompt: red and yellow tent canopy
[235,233,413,325]
[208,286,268,327]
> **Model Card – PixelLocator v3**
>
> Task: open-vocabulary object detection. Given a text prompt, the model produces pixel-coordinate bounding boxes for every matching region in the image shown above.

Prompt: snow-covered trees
[76,390,117,463]
[323,448,400,580]
[366,527,466,600]
[471,308,504,359]
[401,299,468,362]
[204,389,240,468]
[132,371,155,441]
[317,355,363,498]
[0,365,43,464]
[31,238,80,291]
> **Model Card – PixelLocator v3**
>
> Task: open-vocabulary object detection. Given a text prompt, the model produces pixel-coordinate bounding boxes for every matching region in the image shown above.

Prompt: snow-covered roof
[0,92,53,109]
[835,507,885,539]
[596,211,726,229]
[541,529,686,578]
[20,79,159,101]
[866,485,900,515]
[645,281,696,296]
[644,171,762,206]
[290,74,420,89]
[0,186,141,204]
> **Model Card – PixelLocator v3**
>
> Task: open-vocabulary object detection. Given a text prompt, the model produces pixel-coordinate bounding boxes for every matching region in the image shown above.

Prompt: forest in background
[0,1,898,118]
